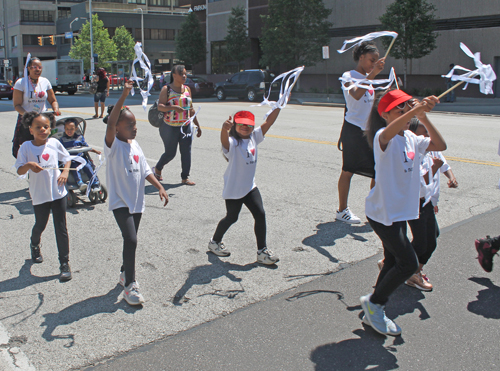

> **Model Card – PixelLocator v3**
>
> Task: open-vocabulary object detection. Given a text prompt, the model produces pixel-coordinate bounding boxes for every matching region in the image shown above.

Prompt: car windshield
[190,77,206,83]
[0,80,10,85]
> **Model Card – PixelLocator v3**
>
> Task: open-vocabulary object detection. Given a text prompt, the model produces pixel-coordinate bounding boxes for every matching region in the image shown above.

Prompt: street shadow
[310,329,401,370]
[41,284,139,347]
[0,259,59,294]
[301,222,372,263]
[0,187,33,216]
[173,252,258,306]
[145,183,182,194]
[467,277,500,319]
[383,282,430,321]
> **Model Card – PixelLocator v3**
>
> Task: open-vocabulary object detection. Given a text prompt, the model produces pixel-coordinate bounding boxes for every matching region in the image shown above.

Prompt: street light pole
[134,8,144,51]
[90,0,94,74]
[69,17,79,47]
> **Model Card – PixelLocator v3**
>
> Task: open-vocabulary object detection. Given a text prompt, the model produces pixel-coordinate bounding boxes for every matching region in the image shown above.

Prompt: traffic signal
[49,35,55,45]
[38,36,43,46]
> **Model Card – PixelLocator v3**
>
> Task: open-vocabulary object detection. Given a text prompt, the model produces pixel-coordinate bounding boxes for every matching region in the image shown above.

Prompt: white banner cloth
[128,43,154,110]
[337,31,398,54]
[339,67,397,91]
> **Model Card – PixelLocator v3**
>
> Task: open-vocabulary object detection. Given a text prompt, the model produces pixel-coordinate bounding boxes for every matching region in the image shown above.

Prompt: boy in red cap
[360,90,446,336]
[207,109,282,265]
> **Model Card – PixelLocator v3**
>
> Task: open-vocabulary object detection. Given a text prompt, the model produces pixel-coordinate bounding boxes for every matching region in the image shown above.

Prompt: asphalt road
[0,92,499,370]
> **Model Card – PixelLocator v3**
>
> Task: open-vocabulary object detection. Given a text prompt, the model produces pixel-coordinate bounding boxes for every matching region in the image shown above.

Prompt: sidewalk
[87,208,500,371]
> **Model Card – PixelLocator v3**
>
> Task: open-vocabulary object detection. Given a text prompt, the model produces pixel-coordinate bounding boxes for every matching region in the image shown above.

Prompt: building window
[11,35,17,48]
[208,0,223,2]
[21,10,55,23]
[58,7,71,19]
[0,39,3,47]
[148,0,178,6]
[128,0,146,4]
[212,41,238,74]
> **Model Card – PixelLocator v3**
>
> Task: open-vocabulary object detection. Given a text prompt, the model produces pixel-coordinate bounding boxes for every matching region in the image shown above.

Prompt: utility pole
[2,0,9,80]
[89,0,94,74]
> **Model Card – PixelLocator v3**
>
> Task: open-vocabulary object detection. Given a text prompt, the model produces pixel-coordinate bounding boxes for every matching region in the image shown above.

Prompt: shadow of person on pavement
[467,276,500,319]
[41,284,139,347]
[301,222,372,263]
[383,284,430,321]
[310,328,401,370]
[0,259,60,294]
[0,187,33,216]
[173,252,259,306]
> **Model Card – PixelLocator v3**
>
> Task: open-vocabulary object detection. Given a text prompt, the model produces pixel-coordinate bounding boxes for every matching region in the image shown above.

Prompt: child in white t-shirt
[208,109,282,265]
[15,112,73,282]
[104,80,168,306]
[360,89,447,337]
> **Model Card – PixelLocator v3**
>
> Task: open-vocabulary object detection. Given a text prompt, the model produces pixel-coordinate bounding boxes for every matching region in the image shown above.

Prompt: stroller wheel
[89,191,98,204]
[66,190,77,208]
[98,185,108,202]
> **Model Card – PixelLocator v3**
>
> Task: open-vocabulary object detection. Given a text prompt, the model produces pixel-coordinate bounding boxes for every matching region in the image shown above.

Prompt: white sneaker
[124,281,145,306]
[257,247,279,265]
[360,294,401,336]
[336,207,361,224]
[362,314,401,336]
[119,271,125,287]
[208,240,231,257]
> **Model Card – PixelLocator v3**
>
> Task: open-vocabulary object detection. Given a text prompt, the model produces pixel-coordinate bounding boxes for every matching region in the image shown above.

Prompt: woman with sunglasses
[360,90,446,336]
[337,41,385,224]
[12,57,60,158]
[207,110,282,265]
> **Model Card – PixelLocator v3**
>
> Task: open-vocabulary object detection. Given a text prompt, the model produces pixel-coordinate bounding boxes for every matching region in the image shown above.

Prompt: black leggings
[408,200,439,265]
[32,197,69,264]
[213,187,266,250]
[113,208,142,287]
[367,217,419,305]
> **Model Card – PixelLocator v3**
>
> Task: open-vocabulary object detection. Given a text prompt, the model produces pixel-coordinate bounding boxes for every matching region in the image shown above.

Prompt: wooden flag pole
[383,37,397,59]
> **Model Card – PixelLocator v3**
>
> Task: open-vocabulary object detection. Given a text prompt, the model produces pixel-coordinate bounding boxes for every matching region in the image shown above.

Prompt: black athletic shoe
[30,243,43,263]
[59,263,72,282]
[475,236,499,273]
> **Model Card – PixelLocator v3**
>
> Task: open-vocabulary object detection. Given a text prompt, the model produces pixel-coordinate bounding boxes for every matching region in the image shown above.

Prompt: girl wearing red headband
[207,109,282,265]
[360,90,446,336]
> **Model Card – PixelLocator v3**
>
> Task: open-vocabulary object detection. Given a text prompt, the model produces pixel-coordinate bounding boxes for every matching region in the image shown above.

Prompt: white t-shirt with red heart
[104,137,152,213]
[15,138,71,205]
[14,77,52,113]
[365,129,430,226]
[222,126,264,200]
[342,70,375,130]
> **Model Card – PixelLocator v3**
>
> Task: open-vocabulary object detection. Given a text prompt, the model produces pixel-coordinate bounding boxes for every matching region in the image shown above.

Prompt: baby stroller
[50,116,108,207]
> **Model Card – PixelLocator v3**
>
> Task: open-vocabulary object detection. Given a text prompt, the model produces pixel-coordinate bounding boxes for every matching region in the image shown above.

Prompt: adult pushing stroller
[50,116,107,207]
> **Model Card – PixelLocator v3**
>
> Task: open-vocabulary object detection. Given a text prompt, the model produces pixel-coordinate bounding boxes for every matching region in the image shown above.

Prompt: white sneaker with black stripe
[336,207,361,224]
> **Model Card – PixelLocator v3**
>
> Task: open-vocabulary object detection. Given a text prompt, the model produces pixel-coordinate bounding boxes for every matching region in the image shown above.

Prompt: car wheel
[8,95,12,100]
[247,88,256,102]
[216,88,226,101]
[68,91,76,95]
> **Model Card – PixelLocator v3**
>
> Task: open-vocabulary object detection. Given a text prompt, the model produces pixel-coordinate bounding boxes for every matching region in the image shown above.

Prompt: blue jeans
[156,124,192,180]
[71,159,98,186]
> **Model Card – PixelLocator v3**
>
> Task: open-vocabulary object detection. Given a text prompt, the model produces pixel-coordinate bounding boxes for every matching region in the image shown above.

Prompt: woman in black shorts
[337,41,385,224]
[93,68,110,118]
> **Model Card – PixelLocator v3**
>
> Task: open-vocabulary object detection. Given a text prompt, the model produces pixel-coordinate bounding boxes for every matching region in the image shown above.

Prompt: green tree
[69,14,117,71]
[112,26,135,61]
[175,12,206,74]
[260,0,332,69]
[225,6,252,71]
[379,0,438,87]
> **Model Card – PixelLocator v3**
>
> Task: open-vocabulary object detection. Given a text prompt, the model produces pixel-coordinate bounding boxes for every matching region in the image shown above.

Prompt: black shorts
[338,120,375,178]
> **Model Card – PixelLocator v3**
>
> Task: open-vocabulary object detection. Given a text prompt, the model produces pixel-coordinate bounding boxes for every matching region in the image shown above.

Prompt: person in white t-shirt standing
[359,89,447,337]
[336,42,385,224]
[207,110,281,265]
[104,80,168,306]
[12,57,61,158]
[15,112,73,282]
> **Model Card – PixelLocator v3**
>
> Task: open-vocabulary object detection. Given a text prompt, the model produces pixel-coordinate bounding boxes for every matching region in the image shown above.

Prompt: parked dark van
[215,69,279,102]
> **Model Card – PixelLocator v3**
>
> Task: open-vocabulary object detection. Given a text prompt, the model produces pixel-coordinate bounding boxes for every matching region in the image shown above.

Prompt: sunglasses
[236,123,254,128]
[395,101,412,110]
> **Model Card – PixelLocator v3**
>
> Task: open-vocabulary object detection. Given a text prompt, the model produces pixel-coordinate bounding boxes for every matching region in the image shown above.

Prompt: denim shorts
[94,92,107,103]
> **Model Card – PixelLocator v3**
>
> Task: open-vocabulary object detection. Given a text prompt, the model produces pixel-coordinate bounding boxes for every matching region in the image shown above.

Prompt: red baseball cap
[234,111,255,126]
[377,90,413,116]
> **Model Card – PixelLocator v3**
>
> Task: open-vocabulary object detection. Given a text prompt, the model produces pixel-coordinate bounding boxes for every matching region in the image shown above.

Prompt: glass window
[21,10,54,23]
[211,41,237,74]
[11,35,17,47]
[58,7,71,19]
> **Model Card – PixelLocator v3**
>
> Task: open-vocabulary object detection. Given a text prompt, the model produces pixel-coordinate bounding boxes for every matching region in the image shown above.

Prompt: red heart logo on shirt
[42,153,49,161]
[133,155,139,163]
[407,151,415,160]
[368,89,374,95]
[250,148,255,156]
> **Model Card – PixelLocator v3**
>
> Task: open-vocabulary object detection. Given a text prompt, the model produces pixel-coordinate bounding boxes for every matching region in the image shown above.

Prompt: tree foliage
[175,12,206,73]
[112,26,136,61]
[69,14,117,71]
[225,6,252,71]
[260,0,332,69]
[379,0,438,86]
